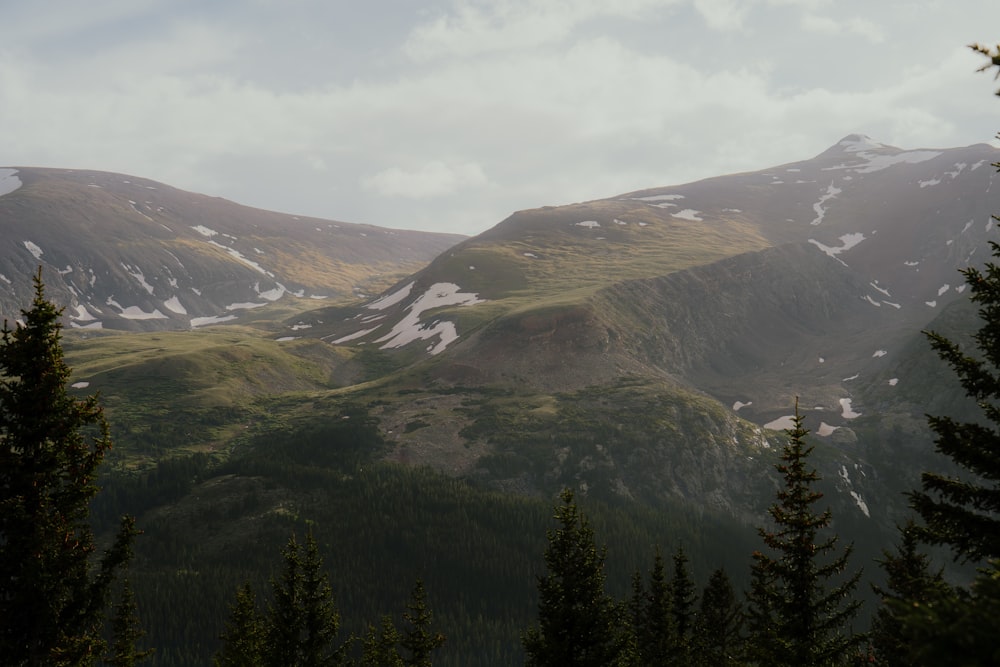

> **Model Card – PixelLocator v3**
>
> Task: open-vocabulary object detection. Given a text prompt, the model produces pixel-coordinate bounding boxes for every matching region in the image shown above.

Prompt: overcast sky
[2,1,999,235]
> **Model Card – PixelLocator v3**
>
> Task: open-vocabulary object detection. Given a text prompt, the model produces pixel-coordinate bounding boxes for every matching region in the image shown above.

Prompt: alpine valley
[1,134,996,666]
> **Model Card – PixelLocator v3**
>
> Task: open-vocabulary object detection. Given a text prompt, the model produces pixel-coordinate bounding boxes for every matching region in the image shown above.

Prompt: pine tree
[215,583,265,667]
[104,576,154,667]
[744,403,863,666]
[870,521,951,667]
[0,269,138,666]
[692,568,743,667]
[264,533,345,667]
[523,489,626,667]
[400,579,445,667]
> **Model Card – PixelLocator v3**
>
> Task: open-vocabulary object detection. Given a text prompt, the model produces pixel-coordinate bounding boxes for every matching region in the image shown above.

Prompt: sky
[2,1,1000,236]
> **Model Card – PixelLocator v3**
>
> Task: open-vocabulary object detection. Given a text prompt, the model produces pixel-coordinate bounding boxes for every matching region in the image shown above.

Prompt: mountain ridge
[0,167,466,330]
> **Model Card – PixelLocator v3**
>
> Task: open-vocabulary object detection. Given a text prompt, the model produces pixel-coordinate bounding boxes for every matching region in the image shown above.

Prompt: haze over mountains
[2,133,997,530]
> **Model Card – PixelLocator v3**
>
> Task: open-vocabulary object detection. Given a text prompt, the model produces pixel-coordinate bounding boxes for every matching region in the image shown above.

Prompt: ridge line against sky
[2,0,999,235]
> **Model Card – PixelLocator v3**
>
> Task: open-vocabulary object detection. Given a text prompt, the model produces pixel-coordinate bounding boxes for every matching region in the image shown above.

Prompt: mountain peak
[835,134,888,152]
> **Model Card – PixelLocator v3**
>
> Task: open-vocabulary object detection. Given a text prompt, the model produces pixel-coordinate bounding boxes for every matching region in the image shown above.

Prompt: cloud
[693,0,753,31]
[801,14,885,42]
[363,160,488,198]
[2,0,999,236]
[402,0,676,60]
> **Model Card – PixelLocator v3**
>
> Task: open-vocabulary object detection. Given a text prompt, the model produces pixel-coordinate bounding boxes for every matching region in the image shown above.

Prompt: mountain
[284,134,999,525]
[19,136,996,665]
[0,167,465,330]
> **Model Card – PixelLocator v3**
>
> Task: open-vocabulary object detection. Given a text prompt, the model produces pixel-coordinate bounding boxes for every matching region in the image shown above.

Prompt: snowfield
[373,283,484,355]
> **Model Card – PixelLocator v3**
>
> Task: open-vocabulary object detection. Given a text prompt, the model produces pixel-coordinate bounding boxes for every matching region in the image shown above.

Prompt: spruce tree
[870,521,950,667]
[522,489,626,667]
[630,549,675,665]
[744,404,863,666]
[358,615,404,667]
[264,533,345,667]
[896,43,1000,664]
[670,546,697,662]
[216,583,265,667]
[400,579,445,667]
[104,576,154,667]
[0,269,137,666]
[912,240,1000,561]
[692,568,743,667]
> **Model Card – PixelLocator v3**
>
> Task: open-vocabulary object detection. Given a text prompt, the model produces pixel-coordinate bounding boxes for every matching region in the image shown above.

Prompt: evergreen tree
[400,579,445,667]
[911,57,1000,559]
[630,548,675,666]
[670,546,697,662]
[870,521,951,667]
[264,533,345,667]
[912,238,1000,561]
[523,489,626,667]
[358,615,404,667]
[691,568,743,667]
[896,559,1000,666]
[744,404,863,666]
[897,43,1000,665]
[215,583,265,667]
[104,576,154,667]
[0,270,138,666]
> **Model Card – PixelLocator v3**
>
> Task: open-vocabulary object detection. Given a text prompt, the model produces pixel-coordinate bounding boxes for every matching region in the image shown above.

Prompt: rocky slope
[0,167,465,330]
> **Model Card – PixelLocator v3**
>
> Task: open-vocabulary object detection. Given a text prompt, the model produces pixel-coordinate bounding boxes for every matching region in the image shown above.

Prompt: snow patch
[872,350,887,358]
[938,284,950,296]
[733,401,752,412]
[191,225,218,237]
[918,178,941,188]
[869,281,891,297]
[330,326,380,344]
[839,398,861,419]
[374,283,484,355]
[672,209,704,221]
[853,150,942,173]
[576,220,600,228]
[123,263,155,295]
[163,296,187,315]
[23,240,43,260]
[888,378,899,386]
[0,169,22,197]
[816,422,839,437]
[809,233,866,265]
[850,491,870,518]
[71,381,90,389]
[764,415,796,430]
[925,300,937,307]
[811,183,842,225]
[70,304,96,321]
[367,282,414,310]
